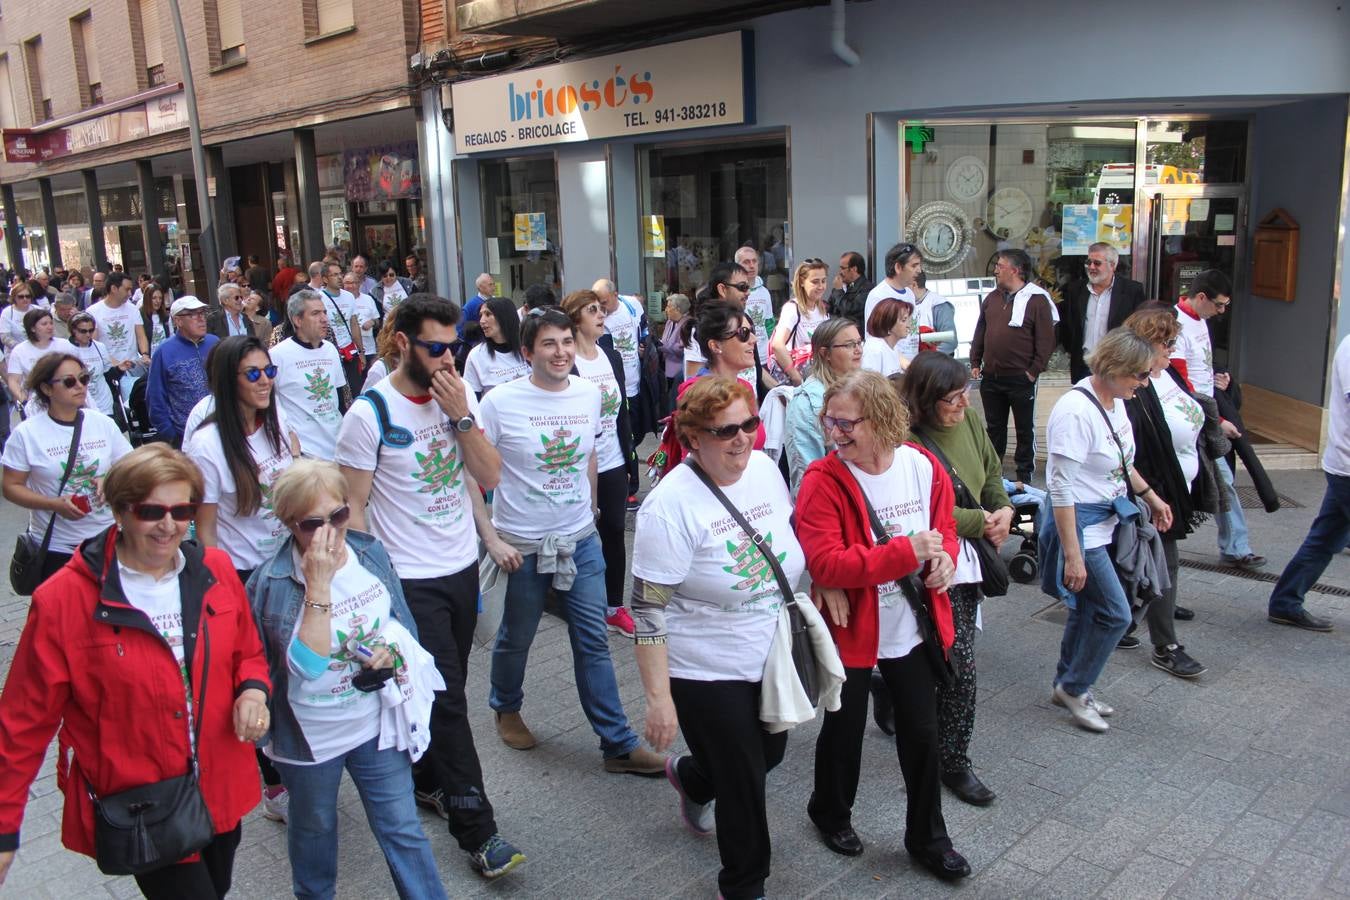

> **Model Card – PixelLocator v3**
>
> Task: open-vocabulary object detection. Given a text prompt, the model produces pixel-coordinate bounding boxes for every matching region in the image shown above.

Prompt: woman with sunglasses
[785,317,863,495]
[794,369,971,882]
[462,297,528,399]
[369,259,413,321]
[900,353,1013,806]
[67,311,117,416]
[1042,327,1173,732]
[769,259,831,387]
[246,459,448,900]
[0,282,37,352]
[141,283,175,356]
[0,443,271,898]
[5,307,78,413]
[677,300,767,446]
[631,376,804,900]
[861,296,914,377]
[1,352,132,582]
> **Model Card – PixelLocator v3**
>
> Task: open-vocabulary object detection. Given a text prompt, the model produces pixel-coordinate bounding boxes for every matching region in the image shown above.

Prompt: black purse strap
[683,459,796,605]
[911,430,981,510]
[1073,386,1136,501]
[36,410,85,560]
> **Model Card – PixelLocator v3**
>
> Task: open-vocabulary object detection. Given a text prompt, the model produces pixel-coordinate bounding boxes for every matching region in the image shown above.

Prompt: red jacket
[0,529,270,858]
[794,446,959,668]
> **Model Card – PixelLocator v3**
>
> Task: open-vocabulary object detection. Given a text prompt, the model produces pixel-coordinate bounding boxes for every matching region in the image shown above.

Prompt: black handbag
[88,612,214,875]
[845,467,956,690]
[9,411,84,596]
[912,431,1010,597]
[684,460,819,706]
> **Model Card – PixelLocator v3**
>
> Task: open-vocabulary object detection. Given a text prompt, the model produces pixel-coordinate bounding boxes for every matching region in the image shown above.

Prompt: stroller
[1003,479,1043,584]
[110,372,160,446]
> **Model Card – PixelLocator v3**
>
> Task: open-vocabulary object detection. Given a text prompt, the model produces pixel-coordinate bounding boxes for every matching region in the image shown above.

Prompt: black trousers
[980,373,1038,481]
[810,649,952,857]
[624,394,641,495]
[133,823,241,899]
[596,464,629,607]
[401,564,498,852]
[670,678,788,900]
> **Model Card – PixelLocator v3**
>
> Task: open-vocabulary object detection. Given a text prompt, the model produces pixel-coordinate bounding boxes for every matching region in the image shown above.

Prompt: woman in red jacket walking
[0,444,271,899]
[795,369,971,882]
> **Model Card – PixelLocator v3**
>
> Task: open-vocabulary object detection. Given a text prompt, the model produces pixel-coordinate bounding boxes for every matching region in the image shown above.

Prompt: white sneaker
[1052,685,1109,733]
[262,787,290,823]
[1050,687,1114,717]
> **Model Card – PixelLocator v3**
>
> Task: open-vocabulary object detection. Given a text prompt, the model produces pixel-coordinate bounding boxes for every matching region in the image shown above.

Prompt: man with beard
[335,294,527,880]
[270,290,348,460]
[1061,242,1145,382]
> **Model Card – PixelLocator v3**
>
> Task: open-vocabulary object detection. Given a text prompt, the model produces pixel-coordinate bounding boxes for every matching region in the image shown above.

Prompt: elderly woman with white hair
[247,459,447,900]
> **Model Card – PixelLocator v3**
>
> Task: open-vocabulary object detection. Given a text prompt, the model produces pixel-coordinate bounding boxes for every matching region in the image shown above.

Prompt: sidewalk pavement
[1,466,1347,899]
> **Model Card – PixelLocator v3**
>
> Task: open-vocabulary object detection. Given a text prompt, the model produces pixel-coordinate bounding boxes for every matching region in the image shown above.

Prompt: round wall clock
[906,201,975,275]
[985,186,1034,241]
[945,155,988,203]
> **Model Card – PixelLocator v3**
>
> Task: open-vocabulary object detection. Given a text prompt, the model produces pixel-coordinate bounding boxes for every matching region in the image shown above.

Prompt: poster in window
[363,224,398,265]
[514,213,547,251]
[643,215,666,258]
[1096,204,1133,252]
[1061,205,1097,255]
[344,143,421,202]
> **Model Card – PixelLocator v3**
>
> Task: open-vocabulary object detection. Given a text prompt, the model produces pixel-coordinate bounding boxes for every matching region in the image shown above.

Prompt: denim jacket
[246,529,418,763]
[1036,496,1124,606]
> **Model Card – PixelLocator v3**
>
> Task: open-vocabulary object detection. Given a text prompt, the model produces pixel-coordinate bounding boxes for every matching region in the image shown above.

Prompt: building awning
[3,83,187,164]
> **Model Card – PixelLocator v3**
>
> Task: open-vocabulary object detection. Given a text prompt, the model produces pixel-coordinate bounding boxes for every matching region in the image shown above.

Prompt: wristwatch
[455,414,476,433]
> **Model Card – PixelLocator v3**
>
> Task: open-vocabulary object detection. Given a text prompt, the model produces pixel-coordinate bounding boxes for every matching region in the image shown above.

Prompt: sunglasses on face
[295,504,351,533]
[12,293,31,300]
[412,337,453,358]
[702,415,761,440]
[49,371,93,389]
[132,502,198,522]
[822,414,867,434]
[726,282,750,293]
[720,326,754,343]
[74,326,95,335]
[241,364,278,382]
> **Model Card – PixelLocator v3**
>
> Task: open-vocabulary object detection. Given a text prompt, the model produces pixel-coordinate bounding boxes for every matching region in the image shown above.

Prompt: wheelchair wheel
[1009,552,1038,584]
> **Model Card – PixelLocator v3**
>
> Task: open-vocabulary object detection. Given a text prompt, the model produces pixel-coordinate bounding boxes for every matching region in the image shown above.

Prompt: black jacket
[1061,275,1146,381]
[829,277,873,332]
[1123,368,1218,540]
[571,334,635,471]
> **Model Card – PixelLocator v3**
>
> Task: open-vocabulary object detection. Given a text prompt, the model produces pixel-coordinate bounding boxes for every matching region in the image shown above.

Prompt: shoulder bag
[911,431,1010,597]
[88,606,214,875]
[684,459,818,706]
[1072,386,1137,503]
[841,463,956,689]
[10,411,84,596]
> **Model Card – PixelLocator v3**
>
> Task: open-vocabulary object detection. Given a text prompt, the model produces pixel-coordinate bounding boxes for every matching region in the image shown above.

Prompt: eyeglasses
[74,327,96,335]
[412,337,453,358]
[831,339,864,351]
[131,502,198,522]
[175,310,207,319]
[1164,340,1178,351]
[1084,259,1110,268]
[49,371,93,389]
[581,303,601,315]
[295,504,351,533]
[719,326,754,343]
[11,293,31,300]
[726,282,750,293]
[1211,298,1231,309]
[241,364,278,382]
[822,415,867,434]
[938,386,971,406]
[702,416,761,439]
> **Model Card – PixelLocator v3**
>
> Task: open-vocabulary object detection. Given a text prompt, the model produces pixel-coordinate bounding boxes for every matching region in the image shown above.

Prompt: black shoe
[1150,644,1207,679]
[811,818,864,856]
[941,769,996,806]
[625,494,641,512]
[1116,634,1141,650]
[1221,553,1267,569]
[1174,605,1196,621]
[1268,609,1334,632]
[869,670,895,736]
[909,847,972,881]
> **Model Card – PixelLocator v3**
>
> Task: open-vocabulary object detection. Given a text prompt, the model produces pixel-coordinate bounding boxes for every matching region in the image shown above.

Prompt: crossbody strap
[1073,386,1135,501]
[38,411,85,554]
[684,459,796,604]
[911,430,980,510]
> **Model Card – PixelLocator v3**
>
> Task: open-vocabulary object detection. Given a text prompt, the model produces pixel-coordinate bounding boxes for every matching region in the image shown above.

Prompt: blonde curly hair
[820,369,910,448]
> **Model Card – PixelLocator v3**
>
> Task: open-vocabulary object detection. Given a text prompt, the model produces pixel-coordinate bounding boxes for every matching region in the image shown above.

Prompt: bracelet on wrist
[1138,485,1154,497]
[302,599,331,611]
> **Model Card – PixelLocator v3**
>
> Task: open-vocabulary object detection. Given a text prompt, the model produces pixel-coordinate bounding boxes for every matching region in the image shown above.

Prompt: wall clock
[945,155,987,203]
[985,186,1034,241]
[906,201,975,275]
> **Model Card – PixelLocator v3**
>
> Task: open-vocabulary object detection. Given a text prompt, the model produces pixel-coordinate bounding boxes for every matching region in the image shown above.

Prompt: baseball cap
[170,296,208,316]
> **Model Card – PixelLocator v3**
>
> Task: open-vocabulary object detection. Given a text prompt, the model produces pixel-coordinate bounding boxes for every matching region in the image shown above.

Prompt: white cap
[170,296,207,316]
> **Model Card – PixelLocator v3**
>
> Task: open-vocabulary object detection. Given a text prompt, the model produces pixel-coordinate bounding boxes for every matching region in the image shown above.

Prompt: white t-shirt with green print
[271,337,347,461]
[87,299,143,364]
[335,377,482,579]
[186,408,296,572]
[480,374,600,540]
[572,347,624,473]
[631,452,805,681]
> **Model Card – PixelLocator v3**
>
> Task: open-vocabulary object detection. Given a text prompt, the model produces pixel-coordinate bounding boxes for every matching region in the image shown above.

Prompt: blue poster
[1061,205,1097,255]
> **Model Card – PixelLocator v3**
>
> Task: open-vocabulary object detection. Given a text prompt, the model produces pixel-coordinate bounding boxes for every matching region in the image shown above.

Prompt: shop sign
[2,90,188,163]
[344,143,421,202]
[2,129,68,163]
[146,92,189,135]
[451,31,753,154]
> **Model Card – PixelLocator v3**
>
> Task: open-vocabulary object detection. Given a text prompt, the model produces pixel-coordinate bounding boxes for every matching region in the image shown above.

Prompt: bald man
[460,272,495,342]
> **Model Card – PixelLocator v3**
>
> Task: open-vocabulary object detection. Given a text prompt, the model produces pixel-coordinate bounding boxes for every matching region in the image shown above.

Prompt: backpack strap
[358,389,414,462]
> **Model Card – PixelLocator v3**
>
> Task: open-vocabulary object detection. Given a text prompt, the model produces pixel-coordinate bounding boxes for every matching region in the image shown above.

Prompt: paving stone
[1032,855,1115,899]
[1245,848,1336,899]
[1098,852,1187,900]
[1165,851,1258,899]
[1001,818,1082,874]
[1143,812,1224,866]
[1286,809,1350,861]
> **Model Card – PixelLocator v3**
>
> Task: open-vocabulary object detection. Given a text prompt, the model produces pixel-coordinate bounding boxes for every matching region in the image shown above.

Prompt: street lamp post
[165,0,220,296]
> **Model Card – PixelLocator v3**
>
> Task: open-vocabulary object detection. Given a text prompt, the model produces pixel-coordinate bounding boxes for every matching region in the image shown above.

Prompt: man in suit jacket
[1061,241,1146,381]
[207,283,253,339]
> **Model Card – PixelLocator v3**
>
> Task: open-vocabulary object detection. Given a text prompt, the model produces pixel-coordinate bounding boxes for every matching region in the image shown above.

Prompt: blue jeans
[272,736,447,900]
[1269,472,1350,616]
[1054,547,1132,697]
[489,533,640,758]
[1215,457,1254,558]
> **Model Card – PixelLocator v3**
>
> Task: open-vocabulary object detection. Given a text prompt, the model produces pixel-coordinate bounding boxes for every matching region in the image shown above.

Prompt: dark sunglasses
[49,371,93,389]
[719,326,754,343]
[295,504,351,533]
[726,282,750,293]
[702,416,760,439]
[132,502,198,522]
[241,364,278,382]
[74,326,96,335]
[412,337,453,358]
[11,293,32,300]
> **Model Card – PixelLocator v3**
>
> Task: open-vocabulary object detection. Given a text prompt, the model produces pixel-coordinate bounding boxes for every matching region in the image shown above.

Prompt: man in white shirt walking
[270,290,348,460]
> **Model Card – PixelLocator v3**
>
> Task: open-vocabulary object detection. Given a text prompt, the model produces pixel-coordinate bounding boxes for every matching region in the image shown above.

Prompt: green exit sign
[904,125,935,154]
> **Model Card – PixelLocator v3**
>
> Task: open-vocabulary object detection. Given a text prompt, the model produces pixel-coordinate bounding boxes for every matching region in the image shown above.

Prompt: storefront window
[638,138,789,317]
[1145,120,1247,184]
[321,192,349,263]
[479,156,561,303]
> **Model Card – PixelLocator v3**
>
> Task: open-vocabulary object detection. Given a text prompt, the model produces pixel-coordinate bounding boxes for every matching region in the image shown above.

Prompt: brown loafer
[495,711,537,750]
[603,746,667,776]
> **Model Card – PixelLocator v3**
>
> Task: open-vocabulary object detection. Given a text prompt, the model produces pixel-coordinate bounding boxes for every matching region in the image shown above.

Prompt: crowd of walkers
[0,242,1339,899]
